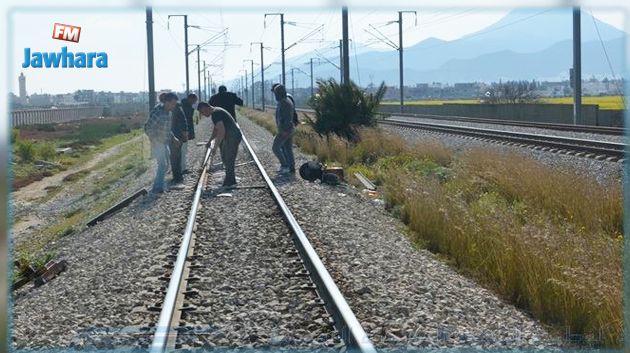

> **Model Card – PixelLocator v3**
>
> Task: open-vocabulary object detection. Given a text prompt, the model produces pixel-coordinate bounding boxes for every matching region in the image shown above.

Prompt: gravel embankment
[382,123,622,185]
[383,115,625,143]
[11,119,213,349]
[238,114,563,350]
[173,159,338,349]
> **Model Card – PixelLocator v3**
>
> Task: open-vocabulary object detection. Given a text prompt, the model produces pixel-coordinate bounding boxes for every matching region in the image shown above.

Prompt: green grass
[241,107,622,347]
[11,128,143,190]
[382,95,625,110]
[13,128,150,263]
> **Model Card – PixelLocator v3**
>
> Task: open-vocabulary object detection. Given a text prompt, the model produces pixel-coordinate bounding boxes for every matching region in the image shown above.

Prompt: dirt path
[11,134,149,246]
[13,135,143,202]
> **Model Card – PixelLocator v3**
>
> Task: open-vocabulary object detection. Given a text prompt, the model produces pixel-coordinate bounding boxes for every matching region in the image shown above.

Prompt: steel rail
[150,147,212,353]
[379,111,626,135]
[275,105,624,136]
[277,107,623,158]
[238,127,377,353]
[381,118,625,158]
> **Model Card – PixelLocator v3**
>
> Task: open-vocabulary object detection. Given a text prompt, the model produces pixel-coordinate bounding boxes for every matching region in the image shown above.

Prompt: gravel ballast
[384,114,625,143]
[172,154,339,349]
[12,110,575,351]
[11,119,213,349]
[11,116,340,351]
[238,114,562,350]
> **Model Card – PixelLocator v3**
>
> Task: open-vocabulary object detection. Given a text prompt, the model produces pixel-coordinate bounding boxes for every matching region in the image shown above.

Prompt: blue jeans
[151,142,169,193]
[272,129,295,170]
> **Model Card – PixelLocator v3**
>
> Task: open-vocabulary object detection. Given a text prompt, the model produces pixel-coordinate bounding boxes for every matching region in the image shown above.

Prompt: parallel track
[149,127,375,352]
[380,118,625,161]
[287,107,625,161]
[379,111,625,136]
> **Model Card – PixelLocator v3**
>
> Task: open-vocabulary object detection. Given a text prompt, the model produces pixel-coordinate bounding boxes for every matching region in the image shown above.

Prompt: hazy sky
[9,7,626,95]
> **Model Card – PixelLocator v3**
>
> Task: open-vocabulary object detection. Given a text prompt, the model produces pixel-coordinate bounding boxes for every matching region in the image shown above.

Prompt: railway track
[288,107,625,162]
[379,111,626,136]
[380,118,625,161]
[149,127,375,352]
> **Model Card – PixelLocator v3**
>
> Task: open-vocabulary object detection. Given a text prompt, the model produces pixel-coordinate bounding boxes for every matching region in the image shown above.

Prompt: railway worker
[180,93,198,174]
[144,92,180,194]
[197,102,242,187]
[271,83,296,174]
[209,85,244,121]
[169,101,188,189]
[271,83,299,127]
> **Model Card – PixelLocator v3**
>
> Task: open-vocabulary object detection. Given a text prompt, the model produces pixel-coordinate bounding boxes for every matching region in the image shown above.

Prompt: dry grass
[383,154,622,346]
[240,107,623,347]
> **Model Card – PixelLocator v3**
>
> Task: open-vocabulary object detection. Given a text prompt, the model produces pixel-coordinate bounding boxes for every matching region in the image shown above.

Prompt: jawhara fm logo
[22,23,108,69]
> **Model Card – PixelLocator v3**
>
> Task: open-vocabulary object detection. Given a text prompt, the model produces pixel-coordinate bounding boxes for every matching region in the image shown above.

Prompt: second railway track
[289,107,625,162]
[148,127,375,352]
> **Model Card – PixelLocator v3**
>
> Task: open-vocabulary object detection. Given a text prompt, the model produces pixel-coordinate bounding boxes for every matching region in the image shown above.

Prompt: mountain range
[265,9,626,87]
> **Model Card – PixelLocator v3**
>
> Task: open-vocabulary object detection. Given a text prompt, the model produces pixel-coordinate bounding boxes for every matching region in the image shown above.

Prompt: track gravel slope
[238,114,561,350]
[11,119,213,349]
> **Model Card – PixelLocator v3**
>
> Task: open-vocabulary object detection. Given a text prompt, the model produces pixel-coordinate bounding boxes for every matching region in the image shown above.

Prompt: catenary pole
[196,45,201,98]
[146,7,156,110]
[168,15,190,93]
[342,6,350,85]
[573,7,582,125]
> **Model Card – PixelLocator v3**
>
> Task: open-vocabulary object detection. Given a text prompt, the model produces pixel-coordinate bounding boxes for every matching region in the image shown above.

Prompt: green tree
[307,79,386,142]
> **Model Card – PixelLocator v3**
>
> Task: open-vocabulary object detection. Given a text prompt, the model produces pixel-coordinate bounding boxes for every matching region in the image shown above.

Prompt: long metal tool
[150,148,212,353]
[239,130,377,353]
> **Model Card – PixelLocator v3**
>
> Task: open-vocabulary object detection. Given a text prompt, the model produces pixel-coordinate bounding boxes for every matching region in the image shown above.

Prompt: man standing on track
[180,93,197,174]
[209,85,244,121]
[144,92,180,194]
[198,102,242,187]
[271,84,296,174]
[169,100,188,189]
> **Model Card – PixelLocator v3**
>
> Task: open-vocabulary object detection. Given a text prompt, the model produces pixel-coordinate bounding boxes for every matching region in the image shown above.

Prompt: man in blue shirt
[144,92,180,194]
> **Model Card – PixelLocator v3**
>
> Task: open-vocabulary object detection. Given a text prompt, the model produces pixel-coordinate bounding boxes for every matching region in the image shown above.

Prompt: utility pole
[168,15,189,94]
[251,42,266,111]
[341,6,350,85]
[339,40,343,83]
[244,59,255,108]
[396,11,417,113]
[240,76,244,100]
[573,7,582,125]
[196,45,201,98]
[145,7,156,110]
[244,69,249,107]
[202,60,207,100]
[310,58,314,97]
[264,13,285,86]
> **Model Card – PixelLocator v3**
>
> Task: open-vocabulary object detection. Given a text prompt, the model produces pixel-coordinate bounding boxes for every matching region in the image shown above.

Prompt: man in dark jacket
[180,93,197,173]
[271,84,295,174]
[209,85,243,121]
[169,102,188,188]
[198,102,242,187]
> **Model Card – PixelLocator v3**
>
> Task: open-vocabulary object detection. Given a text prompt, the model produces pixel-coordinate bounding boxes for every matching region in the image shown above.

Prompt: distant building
[54,93,78,105]
[9,92,20,107]
[18,72,27,104]
[74,90,95,104]
[29,93,53,107]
